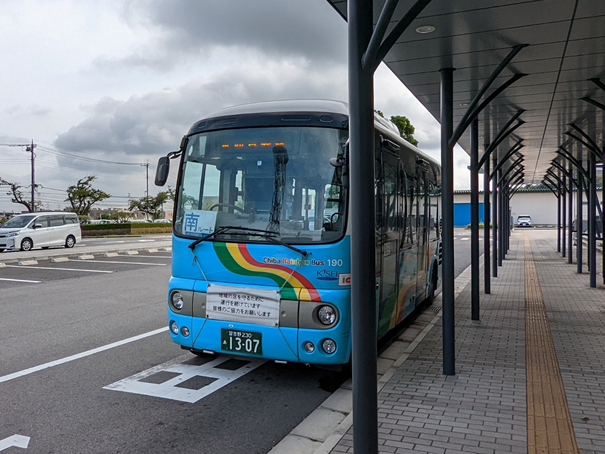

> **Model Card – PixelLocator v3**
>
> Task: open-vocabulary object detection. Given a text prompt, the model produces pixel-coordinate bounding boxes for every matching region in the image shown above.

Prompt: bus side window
[429,182,441,241]
[180,161,204,210]
[406,174,416,245]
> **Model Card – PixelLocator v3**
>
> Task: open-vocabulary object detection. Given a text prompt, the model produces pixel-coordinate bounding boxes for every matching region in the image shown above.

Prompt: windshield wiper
[188,225,308,258]
[188,226,230,250]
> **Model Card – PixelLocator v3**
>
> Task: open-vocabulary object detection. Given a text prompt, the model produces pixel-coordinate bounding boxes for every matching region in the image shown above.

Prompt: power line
[36,145,145,166]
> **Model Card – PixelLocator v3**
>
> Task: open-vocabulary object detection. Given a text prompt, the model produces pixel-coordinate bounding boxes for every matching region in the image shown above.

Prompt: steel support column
[498,168,503,267]
[348,0,377,451]
[483,141,491,294]
[577,150,583,273]
[470,119,480,320]
[568,160,574,265]
[589,151,597,287]
[492,153,498,277]
[562,172,566,258]
[557,176,561,253]
[440,67,456,376]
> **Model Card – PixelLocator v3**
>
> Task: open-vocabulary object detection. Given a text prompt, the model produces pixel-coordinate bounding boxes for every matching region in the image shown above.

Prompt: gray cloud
[4,104,52,117]
[55,61,348,157]
[95,0,347,72]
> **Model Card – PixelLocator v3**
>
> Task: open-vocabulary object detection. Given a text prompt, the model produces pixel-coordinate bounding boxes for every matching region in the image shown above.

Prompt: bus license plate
[221,329,262,355]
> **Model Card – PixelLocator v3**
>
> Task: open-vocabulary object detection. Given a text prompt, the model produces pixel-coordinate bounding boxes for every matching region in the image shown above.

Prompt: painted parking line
[0,434,30,451]
[0,277,42,283]
[122,255,171,258]
[0,327,167,385]
[3,265,113,273]
[75,260,166,266]
[104,354,266,403]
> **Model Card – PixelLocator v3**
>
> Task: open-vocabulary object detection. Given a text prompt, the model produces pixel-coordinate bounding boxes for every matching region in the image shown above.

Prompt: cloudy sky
[0,0,471,213]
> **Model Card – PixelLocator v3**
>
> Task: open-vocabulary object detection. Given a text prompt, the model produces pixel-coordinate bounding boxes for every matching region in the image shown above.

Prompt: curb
[269,259,477,454]
[0,238,172,265]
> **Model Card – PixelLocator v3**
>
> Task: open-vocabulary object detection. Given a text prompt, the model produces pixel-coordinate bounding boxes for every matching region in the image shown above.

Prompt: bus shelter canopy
[327,0,605,183]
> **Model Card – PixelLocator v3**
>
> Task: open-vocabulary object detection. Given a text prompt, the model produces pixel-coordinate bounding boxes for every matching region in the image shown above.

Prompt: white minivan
[0,212,82,252]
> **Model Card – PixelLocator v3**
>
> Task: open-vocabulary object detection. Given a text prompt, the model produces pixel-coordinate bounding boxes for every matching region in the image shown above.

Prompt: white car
[0,212,82,252]
[516,215,532,227]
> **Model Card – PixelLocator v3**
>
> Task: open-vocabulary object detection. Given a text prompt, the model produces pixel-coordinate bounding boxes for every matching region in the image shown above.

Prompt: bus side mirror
[155,156,170,187]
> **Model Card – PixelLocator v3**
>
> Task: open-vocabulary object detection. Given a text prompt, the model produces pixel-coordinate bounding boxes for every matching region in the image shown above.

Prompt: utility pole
[141,161,149,197]
[1,141,36,212]
[27,140,36,212]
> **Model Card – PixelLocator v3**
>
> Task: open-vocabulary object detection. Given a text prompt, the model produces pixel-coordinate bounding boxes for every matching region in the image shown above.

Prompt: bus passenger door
[376,151,400,338]
[399,171,417,319]
[415,170,429,302]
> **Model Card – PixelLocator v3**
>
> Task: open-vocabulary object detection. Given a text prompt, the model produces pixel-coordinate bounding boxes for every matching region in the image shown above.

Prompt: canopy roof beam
[489,139,524,179]
[450,45,528,150]
[477,111,525,170]
[362,0,433,72]
[566,124,604,161]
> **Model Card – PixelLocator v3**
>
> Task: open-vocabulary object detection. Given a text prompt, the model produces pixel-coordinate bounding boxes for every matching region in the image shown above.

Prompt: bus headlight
[171,292,184,311]
[322,339,337,354]
[181,327,190,337]
[318,305,337,325]
[170,321,179,335]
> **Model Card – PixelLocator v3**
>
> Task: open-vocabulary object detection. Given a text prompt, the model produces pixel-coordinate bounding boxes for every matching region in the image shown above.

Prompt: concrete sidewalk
[273,229,605,454]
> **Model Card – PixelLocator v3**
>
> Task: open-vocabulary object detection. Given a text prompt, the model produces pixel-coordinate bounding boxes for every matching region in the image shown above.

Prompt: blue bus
[155,99,441,365]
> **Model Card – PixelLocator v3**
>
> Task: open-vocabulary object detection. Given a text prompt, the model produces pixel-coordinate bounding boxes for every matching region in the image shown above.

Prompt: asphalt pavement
[0,234,173,264]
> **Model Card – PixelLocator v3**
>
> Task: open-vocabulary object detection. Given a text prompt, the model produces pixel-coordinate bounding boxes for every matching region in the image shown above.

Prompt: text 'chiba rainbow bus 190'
[155,99,442,365]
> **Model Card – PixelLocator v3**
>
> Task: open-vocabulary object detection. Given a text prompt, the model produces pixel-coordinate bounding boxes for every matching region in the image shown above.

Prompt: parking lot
[0,249,172,288]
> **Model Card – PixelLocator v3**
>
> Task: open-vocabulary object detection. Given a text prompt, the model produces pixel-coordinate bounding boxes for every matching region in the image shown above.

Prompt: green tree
[108,211,131,223]
[374,111,419,146]
[0,177,35,212]
[128,192,169,219]
[65,176,111,216]
[390,116,418,146]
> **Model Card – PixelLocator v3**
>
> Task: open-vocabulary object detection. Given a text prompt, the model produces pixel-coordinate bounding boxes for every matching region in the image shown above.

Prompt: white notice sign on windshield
[206,284,280,327]
[183,210,217,236]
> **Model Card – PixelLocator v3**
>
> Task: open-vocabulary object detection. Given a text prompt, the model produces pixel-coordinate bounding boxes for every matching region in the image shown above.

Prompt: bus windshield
[174,126,348,244]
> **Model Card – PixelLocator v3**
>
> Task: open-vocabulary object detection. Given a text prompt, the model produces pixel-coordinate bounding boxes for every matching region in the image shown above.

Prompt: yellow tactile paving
[525,233,580,454]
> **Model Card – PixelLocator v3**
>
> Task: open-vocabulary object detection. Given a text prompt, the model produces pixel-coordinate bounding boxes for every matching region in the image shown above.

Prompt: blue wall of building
[453,203,484,227]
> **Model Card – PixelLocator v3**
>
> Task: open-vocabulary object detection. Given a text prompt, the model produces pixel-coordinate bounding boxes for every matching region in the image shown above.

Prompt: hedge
[81,222,172,236]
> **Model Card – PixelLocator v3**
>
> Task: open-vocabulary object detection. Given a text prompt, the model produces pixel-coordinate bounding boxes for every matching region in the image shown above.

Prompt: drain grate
[426,305,442,313]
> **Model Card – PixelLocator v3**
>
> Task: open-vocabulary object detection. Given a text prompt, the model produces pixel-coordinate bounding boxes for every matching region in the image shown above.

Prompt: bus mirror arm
[154,148,184,187]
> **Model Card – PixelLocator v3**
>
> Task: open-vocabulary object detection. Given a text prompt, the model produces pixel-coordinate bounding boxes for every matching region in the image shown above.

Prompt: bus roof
[204,99,349,119]
[196,99,440,169]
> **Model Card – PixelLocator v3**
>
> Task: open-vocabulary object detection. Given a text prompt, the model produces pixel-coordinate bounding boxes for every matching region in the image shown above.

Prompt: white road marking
[76,260,166,266]
[0,278,41,283]
[0,434,30,451]
[3,265,113,273]
[105,354,266,403]
[0,327,167,384]
[460,237,470,241]
[137,240,156,242]
[123,255,171,259]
